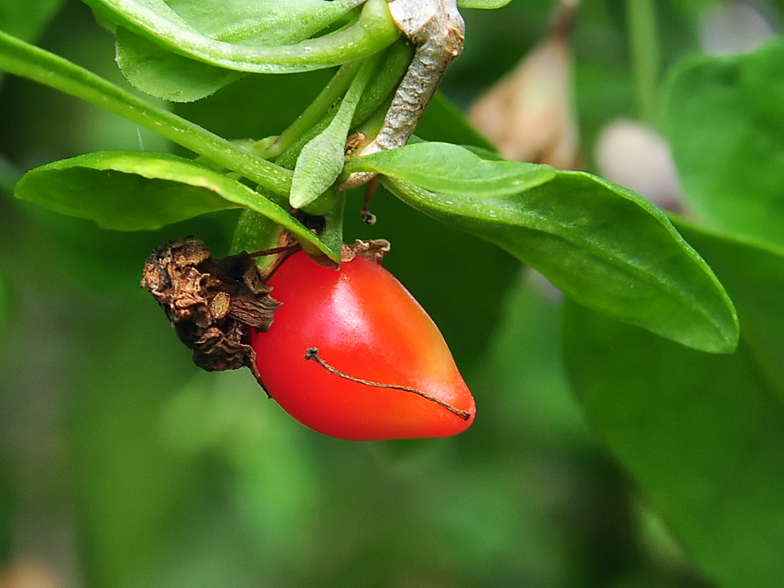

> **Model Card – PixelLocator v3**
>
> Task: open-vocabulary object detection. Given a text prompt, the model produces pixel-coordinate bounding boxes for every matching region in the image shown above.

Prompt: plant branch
[256,59,364,160]
[626,0,661,124]
[0,30,293,197]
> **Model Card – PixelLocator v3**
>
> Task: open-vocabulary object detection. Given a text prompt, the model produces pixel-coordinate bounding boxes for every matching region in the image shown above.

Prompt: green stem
[272,40,413,170]
[0,29,293,196]
[331,53,381,135]
[626,0,661,124]
[256,59,364,160]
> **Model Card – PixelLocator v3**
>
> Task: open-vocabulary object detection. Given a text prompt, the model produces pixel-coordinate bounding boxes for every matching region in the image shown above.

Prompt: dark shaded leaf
[662,39,784,248]
[115,30,244,102]
[0,272,7,335]
[673,218,784,403]
[0,0,63,42]
[563,221,784,587]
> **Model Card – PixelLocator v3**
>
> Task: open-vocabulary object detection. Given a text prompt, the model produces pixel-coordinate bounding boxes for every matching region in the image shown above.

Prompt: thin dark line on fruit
[304,347,471,420]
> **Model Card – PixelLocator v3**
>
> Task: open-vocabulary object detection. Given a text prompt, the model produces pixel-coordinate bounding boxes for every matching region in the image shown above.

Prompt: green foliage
[383,172,737,353]
[561,23,784,588]
[290,55,377,209]
[16,152,241,230]
[0,29,294,195]
[663,39,784,248]
[2,1,784,587]
[563,222,784,588]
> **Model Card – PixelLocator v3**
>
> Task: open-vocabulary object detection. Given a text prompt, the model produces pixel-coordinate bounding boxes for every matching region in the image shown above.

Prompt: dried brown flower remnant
[140,238,280,377]
[341,239,391,264]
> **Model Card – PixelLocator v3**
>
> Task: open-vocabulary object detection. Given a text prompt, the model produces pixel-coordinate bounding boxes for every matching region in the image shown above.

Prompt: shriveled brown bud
[469,8,580,169]
[141,238,280,377]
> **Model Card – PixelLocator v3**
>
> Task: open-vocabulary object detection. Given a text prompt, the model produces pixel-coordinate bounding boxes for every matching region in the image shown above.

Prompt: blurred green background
[1,1,782,586]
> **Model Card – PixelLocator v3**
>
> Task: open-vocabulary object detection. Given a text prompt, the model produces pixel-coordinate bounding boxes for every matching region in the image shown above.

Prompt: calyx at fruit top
[140,237,391,377]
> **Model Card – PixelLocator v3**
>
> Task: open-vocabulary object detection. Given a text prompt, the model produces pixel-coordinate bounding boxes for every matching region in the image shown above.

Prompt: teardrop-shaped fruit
[250,251,476,441]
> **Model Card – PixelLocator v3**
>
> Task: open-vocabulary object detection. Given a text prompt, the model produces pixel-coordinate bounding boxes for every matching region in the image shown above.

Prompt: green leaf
[85,0,398,75]
[562,222,784,588]
[113,0,364,101]
[116,31,245,102]
[290,55,377,209]
[673,219,784,403]
[457,0,514,8]
[662,38,784,248]
[14,151,340,260]
[383,171,738,353]
[346,142,555,198]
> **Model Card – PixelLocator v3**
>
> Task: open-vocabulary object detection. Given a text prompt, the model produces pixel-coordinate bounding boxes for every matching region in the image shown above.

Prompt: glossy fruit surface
[250,251,476,441]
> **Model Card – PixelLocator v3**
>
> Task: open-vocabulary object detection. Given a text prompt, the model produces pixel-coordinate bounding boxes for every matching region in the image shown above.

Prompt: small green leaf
[289,132,345,210]
[290,55,377,209]
[85,0,398,76]
[14,151,340,260]
[346,142,555,198]
[663,38,784,248]
[383,171,738,353]
[116,31,244,102]
[563,223,784,588]
[457,0,514,8]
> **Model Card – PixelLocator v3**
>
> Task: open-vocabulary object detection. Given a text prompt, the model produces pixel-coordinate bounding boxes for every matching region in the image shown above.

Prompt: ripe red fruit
[250,251,476,441]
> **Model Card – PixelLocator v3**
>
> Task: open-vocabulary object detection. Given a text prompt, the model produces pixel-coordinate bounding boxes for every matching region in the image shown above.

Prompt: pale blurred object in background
[0,561,62,588]
[594,119,683,212]
[468,1,580,169]
[699,2,775,56]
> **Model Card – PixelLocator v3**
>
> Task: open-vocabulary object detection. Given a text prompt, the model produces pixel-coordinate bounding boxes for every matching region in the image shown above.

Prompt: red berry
[250,251,476,440]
